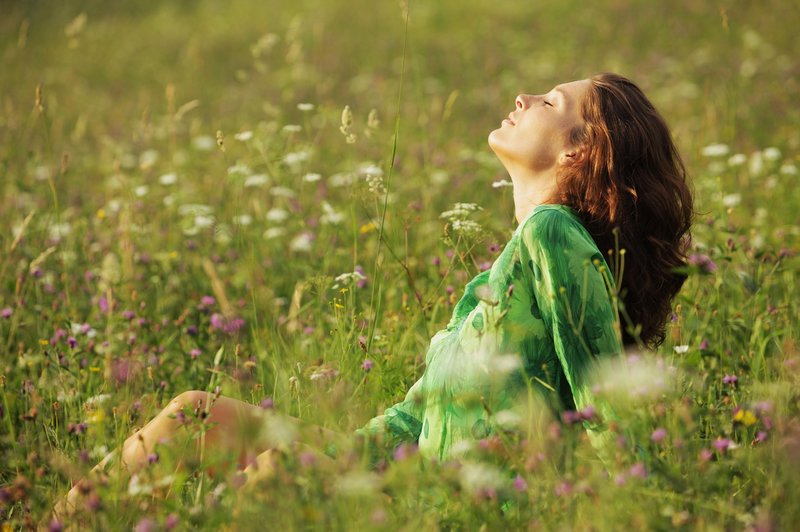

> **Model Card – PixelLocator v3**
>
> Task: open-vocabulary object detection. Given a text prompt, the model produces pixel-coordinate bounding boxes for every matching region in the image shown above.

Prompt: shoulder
[518,205,586,249]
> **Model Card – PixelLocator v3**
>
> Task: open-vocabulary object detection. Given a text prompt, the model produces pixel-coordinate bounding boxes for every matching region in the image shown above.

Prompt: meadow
[1,0,799,529]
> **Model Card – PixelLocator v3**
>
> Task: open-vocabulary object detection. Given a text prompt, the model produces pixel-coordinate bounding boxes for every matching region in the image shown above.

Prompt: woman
[56,72,693,516]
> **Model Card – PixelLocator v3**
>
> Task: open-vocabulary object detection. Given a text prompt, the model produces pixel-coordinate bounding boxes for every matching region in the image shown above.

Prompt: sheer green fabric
[357,204,628,466]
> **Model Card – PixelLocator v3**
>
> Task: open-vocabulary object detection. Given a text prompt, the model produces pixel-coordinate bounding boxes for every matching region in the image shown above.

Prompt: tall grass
[1,0,798,529]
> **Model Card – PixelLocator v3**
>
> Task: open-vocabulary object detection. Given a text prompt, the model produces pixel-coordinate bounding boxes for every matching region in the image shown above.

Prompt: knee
[169,390,209,414]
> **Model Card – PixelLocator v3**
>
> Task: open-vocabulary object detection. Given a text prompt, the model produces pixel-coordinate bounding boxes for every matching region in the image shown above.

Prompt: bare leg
[53,390,344,519]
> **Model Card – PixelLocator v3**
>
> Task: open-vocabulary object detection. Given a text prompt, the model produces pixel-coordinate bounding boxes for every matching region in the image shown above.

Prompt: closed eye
[544,100,554,107]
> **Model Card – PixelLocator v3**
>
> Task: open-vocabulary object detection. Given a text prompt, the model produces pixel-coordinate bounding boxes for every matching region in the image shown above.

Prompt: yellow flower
[733,408,758,426]
[96,208,106,220]
[359,222,376,234]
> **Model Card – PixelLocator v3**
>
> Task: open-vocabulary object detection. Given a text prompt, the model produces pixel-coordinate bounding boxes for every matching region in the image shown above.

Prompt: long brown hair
[554,72,694,348]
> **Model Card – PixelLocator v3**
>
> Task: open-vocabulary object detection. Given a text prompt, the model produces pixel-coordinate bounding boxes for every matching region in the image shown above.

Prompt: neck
[506,163,559,224]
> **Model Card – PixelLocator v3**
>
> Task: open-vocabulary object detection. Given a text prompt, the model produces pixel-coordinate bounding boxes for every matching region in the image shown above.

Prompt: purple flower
[614,473,627,487]
[147,453,159,464]
[67,336,78,349]
[303,325,315,334]
[210,313,245,335]
[200,295,216,307]
[579,405,596,421]
[299,452,317,468]
[121,310,135,321]
[431,255,441,267]
[0,307,12,319]
[554,481,572,497]
[722,374,738,385]
[98,295,109,313]
[699,338,709,350]
[699,448,713,463]
[189,348,202,360]
[164,514,180,530]
[355,265,367,288]
[186,325,198,336]
[361,359,374,372]
[713,437,732,453]
[628,462,647,478]
[512,474,527,492]
[650,427,668,443]
[687,254,718,274]
[134,518,158,532]
[260,397,274,410]
[479,261,492,272]
[561,410,582,425]
[756,431,768,443]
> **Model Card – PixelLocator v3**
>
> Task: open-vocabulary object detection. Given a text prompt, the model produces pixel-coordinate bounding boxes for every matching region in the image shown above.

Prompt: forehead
[552,79,591,103]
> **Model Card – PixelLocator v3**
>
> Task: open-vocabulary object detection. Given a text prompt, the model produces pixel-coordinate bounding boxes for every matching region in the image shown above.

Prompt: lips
[506,113,516,125]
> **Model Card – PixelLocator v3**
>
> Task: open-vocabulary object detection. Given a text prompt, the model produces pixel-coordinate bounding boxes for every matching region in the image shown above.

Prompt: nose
[515,94,532,110]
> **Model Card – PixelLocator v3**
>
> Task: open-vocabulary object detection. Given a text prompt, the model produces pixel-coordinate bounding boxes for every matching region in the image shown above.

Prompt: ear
[558,145,586,166]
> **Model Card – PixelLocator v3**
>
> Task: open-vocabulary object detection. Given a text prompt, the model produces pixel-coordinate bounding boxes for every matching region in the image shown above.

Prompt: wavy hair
[553,72,694,348]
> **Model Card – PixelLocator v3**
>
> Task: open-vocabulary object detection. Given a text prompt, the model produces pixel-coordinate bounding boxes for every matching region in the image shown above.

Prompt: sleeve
[355,375,425,452]
[518,209,627,470]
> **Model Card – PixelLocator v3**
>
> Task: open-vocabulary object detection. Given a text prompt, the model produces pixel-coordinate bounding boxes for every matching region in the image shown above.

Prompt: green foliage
[0,0,798,529]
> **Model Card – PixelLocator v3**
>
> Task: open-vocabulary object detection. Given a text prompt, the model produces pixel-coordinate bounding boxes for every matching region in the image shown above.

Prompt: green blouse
[357,204,627,466]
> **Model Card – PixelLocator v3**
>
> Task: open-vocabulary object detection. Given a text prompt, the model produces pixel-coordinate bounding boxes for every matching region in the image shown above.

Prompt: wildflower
[283,150,309,168]
[701,143,730,157]
[67,336,78,349]
[728,153,747,166]
[699,338,710,350]
[266,208,290,223]
[673,345,689,354]
[722,374,738,386]
[289,232,314,252]
[320,201,344,225]
[158,173,177,186]
[579,405,596,421]
[297,103,315,112]
[164,514,180,530]
[48,519,63,532]
[244,174,269,187]
[722,193,741,208]
[1,307,12,319]
[134,517,158,532]
[209,313,245,335]
[687,254,717,273]
[629,462,647,478]
[332,270,367,290]
[554,481,572,497]
[339,105,356,143]
[189,349,202,360]
[234,130,253,141]
[492,179,513,188]
[762,147,781,161]
[200,295,216,307]
[147,453,159,464]
[361,359,374,372]
[699,448,713,463]
[512,474,527,492]
[756,431,768,442]
[650,427,668,443]
[303,172,322,182]
[713,437,732,453]
[733,408,757,426]
[260,397,274,410]
[561,410,582,425]
[614,473,627,487]
[282,124,302,134]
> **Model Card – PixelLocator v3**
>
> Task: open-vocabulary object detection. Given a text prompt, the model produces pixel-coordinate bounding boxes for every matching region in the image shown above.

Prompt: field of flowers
[1,0,799,529]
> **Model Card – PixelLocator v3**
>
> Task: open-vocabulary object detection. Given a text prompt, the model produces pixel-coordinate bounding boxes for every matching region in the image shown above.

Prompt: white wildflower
[331,270,366,290]
[139,149,159,169]
[270,186,297,198]
[48,222,72,242]
[492,179,513,188]
[328,172,356,187]
[263,227,286,240]
[244,173,270,187]
[749,151,764,175]
[762,147,781,161]
[85,393,112,407]
[450,219,483,236]
[178,204,213,216]
[233,214,252,226]
[227,163,251,176]
[722,193,742,208]
[780,163,797,175]
[158,172,177,185]
[266,208,289,223]
[459,462,506,496]
[163,195,174,207]
[34,165,51,181]
[234,130,253,141]
[214,224,231,245]
[194,215,215,229]
[283,150,310,167]
[320,201,344,225]
[192,135,216,151]
[302,172,322,183]
[430,170,449,186]
[673,345,689,354]
[708,161,725,175]
[728,153,747,167]
[701,143,730,157]
[134,185,149,197]
[289,232,314,252]
[282,124,302,134]
[297,103,315,112]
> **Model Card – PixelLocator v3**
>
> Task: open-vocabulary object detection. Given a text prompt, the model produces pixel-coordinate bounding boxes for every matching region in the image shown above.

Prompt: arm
[355,375,425,452]
[518,209,626,469]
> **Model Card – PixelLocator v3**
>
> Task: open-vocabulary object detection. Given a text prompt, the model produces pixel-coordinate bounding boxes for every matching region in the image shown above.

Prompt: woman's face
[488,79,591,175]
